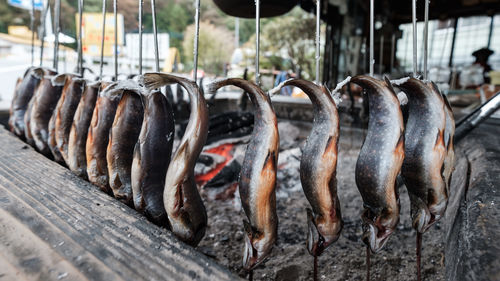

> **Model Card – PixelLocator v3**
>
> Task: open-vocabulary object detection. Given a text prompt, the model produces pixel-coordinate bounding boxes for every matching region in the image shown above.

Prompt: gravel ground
[197,123,446,281]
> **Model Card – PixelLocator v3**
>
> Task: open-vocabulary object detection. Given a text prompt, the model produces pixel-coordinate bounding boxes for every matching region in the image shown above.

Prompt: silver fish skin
[67,81,101,178]
[107,88,144,205]
[352,75,404,253]
[209,78,279,270]
[442,94,455,194]
[276,79,343,257]
[142,73,208,247]
[131,91,174,227]
[30,74,67,157]
[398,78,447,233]
[86,82,122,194]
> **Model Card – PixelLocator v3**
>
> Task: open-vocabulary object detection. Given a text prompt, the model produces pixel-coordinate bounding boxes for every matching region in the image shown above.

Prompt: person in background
[274,70,292,95]
[472,48,494,84]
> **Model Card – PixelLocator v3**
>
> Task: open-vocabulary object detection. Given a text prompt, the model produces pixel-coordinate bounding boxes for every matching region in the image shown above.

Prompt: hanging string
[99,0,106,78]
[423,0,429,80]
[138,0,143,74]
[113,0,118,80]
[315,0,321,84]
[369,0,374,77]
[53,0,61,71]
[193,0,201,81]
[412,0,418,77]
[30,0,35,66]
[77,0,84,75]
[255,0,260,86]
[151,0,160,72]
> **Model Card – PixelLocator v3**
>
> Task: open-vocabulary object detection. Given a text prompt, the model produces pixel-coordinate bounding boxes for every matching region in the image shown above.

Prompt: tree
[182,21,234,76]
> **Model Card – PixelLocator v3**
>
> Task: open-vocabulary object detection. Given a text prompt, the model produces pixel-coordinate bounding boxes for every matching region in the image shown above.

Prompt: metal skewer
[193,0,201,81]
[113,0,118,80]
[77,0,84,75]
[53,0,61,71]
[151,0,159,72]
[379,35,384,76]
[412,0,417,77]
[30,0,35,66]
[390,34,396,74]
[138,0,143,74]
[39,0,49,66]
[255,0,261,86]
[315,0,321,84]
[99,0,106,78]
[423,0,429,80]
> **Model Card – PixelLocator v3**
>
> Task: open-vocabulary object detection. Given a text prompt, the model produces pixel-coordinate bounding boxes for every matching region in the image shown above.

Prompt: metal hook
[255,0,260,85]
[30,0,35,66]
[113,0,118,80]
[77,0,84,75]
[193,0,201,81]
[423,0,429,80]
[412,0,417,77]
[53,0,61,71]
[99,0,106,78]
[138,0,143,74]
[369,0,374,77]
[151,0,159,72]
[39,0,49,67]
[315,0,320,84]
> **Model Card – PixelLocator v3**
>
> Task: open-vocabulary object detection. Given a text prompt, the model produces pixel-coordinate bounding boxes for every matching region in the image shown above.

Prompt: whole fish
[54,76,86,163]
[86,82,122,194]
[67,81,102,178]
[131,91,174,227]
[398,78,447,233]
[107,87,144,205]
[275,79,343,256]
[143,73,208,247]
[209,78,279,270]
[352,75,404,253]
[442,94,455,194]
[29,74,67,157]
[9,67,47,138]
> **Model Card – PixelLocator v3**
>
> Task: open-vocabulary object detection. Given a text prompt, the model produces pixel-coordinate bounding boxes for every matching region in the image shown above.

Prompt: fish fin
[435,129,445,147]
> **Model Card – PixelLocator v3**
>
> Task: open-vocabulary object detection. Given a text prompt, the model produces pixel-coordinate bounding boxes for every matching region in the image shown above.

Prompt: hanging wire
[423,0,429,80]
[193,0,201,81]
[412,0,418,77]
[138,0,143,74]
[39,0,49,66]
[113,0,118,80]
[151,0,160,72]
[99,0,106,78]
[315,0,321,84]
[369,0,374,77]
[77,0,84,75]
[53,0,61,71]
[255,0,261,85]
[30,0,35,66]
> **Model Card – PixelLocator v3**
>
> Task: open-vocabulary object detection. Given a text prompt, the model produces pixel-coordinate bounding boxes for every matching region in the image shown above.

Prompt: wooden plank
[0,127,239,281]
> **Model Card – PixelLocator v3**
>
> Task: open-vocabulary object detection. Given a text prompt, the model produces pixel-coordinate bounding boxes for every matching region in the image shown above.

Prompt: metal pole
[99,0,106,78]
[40,0,49,66]
[53,0,60,71]
[235,17,239,48]
[255,0,261,85]
[113,0,118,80]
[369,0,374,77]
[448,18,458,68]
[423,0,429,80]
[315,0,321,84]
[412,0,417,77]
[77,0,84,75]
[138,0,143,74]
[30,0,35,66]
[379,34,384,76]
[390,33,396,74]
[193,0,201,81]
[151,0,159,72]
[487,15,494,48]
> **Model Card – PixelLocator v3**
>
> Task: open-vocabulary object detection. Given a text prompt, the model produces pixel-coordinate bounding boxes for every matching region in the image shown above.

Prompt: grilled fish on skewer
[397,78,447,232]
[209,78,279,270]
[107,87,144,205]
[9,67,48,138]
[143,73,208,246]
[67,81,102,178]
[351,75,404,253]
[272,79,342,256]
[131,91,174,227]
[29,74,67,157]
[86,82,122,193]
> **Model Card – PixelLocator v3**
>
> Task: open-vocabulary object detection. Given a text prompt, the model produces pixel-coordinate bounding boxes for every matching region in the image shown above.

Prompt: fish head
[362,208,398,253]
[306,208,342,256]
[242,220,275,271]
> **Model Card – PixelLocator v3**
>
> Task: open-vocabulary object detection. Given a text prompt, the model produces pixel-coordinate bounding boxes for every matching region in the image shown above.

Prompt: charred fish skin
[30,74,67,157]
[352,75,404,253]
[442,93,455,194]
[67,81,101,178]
[86,82,122,194]
[9,67,45,139]
[398,78,447,233]
[209,78,279,270]
[280,79,343,256]
[107,89,144,205]
[131,91,174,227]
[143,73,208,247]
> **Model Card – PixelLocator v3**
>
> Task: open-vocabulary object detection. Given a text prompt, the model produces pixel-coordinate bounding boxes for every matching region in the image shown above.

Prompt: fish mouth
[306,208,342,256]
[362,223,394,253]
[242,221,273,271]
[411,205,432,233]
